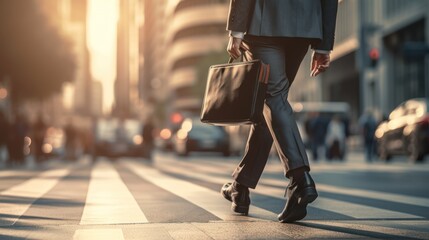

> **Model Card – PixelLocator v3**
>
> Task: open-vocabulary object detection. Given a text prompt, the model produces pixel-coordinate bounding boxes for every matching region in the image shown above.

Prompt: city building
[58,0,92,116]
[141,0,168,118]
[364,0,429,114]
[141,0,230,125]
[292,0,429,128]
[163,0,229,116]
[114,0,144,119]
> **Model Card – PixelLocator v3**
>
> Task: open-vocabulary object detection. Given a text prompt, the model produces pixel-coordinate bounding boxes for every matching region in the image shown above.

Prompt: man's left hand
[311,52,330,77]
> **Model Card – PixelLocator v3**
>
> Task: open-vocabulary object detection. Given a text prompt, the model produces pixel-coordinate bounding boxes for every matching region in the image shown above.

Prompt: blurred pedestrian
[64,121,77,161]
[221,0,338,223]
[325,115,346,160]
[142,117,155,160]
[32,116,46,163]
[359,111,377,162]
[0,111,9,163]
[7,114,29,165]
[308,112,329,161]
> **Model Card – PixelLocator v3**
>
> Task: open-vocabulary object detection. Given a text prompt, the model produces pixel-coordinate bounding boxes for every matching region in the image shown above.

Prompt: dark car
[174,118,230,156]
[375,98,429,162]
[93,118,144,158]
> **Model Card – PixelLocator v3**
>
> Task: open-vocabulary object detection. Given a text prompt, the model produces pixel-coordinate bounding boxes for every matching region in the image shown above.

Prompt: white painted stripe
[0,168,70,226]
[259,177,429,208]
[162,155,429,209]
[0,170,34,178]
[122,160,275,222]
[314,197,421,219]
[155,158,423,220]
[73,229,124,240]
[80,160,148,225]
[304,220,429,239]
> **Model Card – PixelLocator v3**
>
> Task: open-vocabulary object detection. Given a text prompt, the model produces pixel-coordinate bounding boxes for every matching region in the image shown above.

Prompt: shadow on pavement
[296,221,424,239]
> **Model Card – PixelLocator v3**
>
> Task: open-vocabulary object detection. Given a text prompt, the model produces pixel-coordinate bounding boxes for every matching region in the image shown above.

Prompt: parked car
[173,118,230,156]
[93,118,144,158]
[375,98,429,162]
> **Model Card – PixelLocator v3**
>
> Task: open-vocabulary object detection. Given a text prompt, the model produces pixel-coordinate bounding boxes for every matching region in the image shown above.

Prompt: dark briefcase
[200,57,270,125]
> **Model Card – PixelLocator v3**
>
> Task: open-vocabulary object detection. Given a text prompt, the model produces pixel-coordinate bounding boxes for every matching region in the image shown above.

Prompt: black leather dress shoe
[221,182,250,215]
[278,172,318,223]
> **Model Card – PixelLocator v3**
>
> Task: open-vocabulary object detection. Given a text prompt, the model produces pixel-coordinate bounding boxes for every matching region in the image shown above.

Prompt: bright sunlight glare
[87,0,119,113]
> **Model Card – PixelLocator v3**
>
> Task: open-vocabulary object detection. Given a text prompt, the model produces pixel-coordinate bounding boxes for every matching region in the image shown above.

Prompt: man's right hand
[227,36,243,59]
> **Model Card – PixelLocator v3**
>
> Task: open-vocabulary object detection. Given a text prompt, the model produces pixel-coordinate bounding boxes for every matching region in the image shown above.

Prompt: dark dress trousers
[227,0,338,188]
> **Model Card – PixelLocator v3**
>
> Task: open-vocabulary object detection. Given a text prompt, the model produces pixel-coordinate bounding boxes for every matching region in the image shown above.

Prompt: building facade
[292,0,429,128]
[141,0,230,125]
[366,0,429,114]
[114,0,144,118]
[165,0,229,111]
[141,0,168,118]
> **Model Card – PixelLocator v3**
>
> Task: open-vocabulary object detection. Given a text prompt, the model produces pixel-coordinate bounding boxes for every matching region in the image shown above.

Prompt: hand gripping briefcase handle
[200,55,270,125]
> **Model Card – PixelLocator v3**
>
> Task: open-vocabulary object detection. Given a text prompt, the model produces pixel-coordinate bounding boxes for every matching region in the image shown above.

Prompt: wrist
[230,31,244,39]
[314,49,331,55]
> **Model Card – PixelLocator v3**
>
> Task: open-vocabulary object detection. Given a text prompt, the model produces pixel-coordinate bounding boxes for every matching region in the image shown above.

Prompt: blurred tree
[0,0,76,106]
[194,49,229,99]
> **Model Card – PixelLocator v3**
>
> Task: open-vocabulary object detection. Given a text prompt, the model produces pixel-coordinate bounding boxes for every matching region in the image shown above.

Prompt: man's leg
[232,36,310,187]
[231,36,288,188]
[232,120,273,188]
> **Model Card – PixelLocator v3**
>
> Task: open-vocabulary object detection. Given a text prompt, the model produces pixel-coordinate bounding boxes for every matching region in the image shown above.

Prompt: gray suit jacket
[227,0,338,51]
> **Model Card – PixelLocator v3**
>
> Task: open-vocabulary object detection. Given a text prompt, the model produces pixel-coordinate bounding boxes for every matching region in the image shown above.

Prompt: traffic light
[369,48,379,68]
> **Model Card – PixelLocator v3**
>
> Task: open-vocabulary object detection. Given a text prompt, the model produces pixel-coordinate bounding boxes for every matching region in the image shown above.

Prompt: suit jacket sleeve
[226,0,255,32]
[313,0,338,51]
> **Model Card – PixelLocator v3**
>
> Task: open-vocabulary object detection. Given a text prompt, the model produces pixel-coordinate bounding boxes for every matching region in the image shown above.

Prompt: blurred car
[93,118,144,158]
[173,118,230,156]
[375,98,429,162]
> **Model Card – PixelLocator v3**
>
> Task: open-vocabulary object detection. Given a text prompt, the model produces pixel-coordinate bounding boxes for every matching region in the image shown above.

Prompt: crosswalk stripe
[122,160,276,222]
[163,155,429,209]
[73,229,124,240]
[80,159,148,225]
[0,168,70,226]
[259,177,429,208]
[156,158,423,220]
[0,170,35,178]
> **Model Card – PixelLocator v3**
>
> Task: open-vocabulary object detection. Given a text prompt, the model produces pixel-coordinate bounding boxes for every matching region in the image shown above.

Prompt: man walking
[221,0,338,223]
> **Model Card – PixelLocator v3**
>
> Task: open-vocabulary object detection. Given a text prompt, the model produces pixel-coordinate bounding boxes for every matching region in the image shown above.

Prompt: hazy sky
[87,0,119,113]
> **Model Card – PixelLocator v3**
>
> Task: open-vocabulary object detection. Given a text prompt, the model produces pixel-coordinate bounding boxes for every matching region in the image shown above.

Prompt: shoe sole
[232,202,249,215]
[278,187,318,223]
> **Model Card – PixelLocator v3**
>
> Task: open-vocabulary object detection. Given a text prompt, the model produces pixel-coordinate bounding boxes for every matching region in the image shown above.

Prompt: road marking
[303,220,429,239]
[0,170,35,178]
[155,158,423,220]
[161,154,429,209]
[0,168,70,226]
[73,229,124,240]
[122,160,275,222]
[259,177,429,208]
[80,159,148,225]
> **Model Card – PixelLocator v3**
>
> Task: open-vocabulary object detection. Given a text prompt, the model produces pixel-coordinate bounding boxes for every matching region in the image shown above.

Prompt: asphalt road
[0,152,428,240]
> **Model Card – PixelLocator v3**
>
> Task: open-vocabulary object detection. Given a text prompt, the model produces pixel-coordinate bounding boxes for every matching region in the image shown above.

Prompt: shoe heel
[231,202,249,215]
[298,187,318,205]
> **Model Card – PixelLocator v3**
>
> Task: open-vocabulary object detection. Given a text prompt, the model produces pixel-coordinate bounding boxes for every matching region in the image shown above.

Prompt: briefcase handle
[228,49,250,64]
